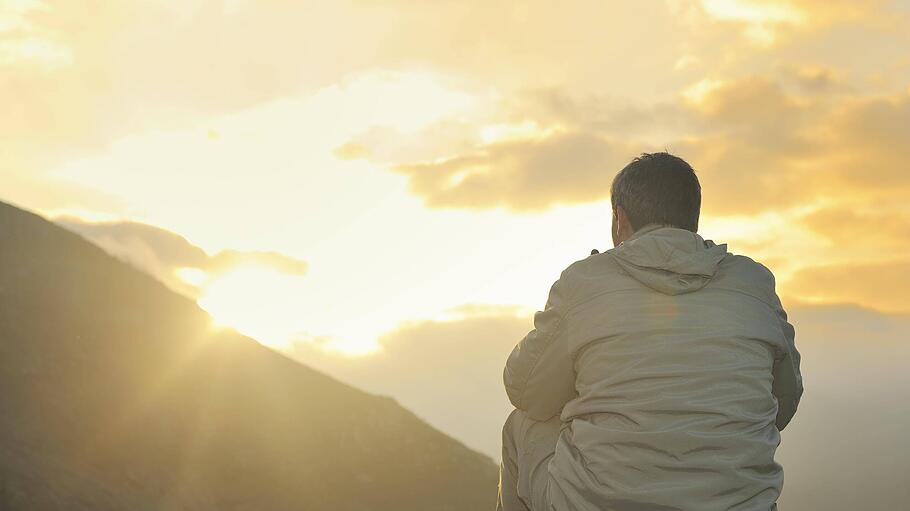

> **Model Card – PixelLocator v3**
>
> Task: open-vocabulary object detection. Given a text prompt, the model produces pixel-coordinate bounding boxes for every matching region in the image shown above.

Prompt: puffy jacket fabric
[503,224,803,511]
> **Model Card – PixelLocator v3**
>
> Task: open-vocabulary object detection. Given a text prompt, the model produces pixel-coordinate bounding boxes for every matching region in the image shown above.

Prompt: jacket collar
[621,223,668,245]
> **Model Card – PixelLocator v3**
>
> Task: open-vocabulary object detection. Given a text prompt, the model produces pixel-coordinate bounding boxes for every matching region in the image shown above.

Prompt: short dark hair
[610,152,701,232]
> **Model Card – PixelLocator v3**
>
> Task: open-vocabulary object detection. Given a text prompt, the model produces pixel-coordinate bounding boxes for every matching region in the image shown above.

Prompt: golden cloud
[392,131,639,211]
[350,75,910,220]
[800,207,910,249]
[695,0,890,45]
[785,260,910,313]
[823,92,910,192]
[776,64,855,95]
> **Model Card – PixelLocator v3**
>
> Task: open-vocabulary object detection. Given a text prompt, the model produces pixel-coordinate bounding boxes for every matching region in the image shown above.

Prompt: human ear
[612,208,619,237]
[614,206,624,237]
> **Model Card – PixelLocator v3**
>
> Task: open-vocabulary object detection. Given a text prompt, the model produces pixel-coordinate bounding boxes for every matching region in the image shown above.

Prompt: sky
[3,0,910,507]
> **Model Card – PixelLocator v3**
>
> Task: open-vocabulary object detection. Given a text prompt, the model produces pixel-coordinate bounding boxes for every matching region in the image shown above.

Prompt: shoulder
[716,253,781,307]
[725,253,776,282]
[553,251,631,308]
[559,251,625,281]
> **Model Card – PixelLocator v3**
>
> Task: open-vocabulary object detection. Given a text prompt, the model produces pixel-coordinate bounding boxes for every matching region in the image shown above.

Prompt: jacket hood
[610,224,728,295]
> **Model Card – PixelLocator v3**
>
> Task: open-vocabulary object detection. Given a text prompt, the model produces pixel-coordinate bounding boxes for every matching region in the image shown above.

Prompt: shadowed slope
[0,200,497,510]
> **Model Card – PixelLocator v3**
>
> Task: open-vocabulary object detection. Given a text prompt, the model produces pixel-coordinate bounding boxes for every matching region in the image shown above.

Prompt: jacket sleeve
[772,301,803,431]
[503,274,577,421]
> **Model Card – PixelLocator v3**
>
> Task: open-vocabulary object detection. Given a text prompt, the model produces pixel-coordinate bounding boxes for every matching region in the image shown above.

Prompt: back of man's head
[611,152,701,233]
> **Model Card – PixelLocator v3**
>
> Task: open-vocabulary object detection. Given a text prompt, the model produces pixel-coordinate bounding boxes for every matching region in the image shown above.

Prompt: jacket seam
[706,286,778,313]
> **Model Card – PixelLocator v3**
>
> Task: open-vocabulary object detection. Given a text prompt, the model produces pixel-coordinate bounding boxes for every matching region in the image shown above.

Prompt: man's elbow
[775,390,802,431]
[525,400,561,422]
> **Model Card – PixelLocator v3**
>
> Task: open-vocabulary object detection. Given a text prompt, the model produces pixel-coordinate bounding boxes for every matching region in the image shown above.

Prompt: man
[497,152,803,511]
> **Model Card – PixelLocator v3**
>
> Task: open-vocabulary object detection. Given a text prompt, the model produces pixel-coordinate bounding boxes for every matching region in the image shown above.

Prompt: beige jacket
[504,224,803,510]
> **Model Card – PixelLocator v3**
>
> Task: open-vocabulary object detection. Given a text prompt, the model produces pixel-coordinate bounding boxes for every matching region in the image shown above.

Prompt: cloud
[676,76,820,214]
[343,69,910,222]
[1,0,485,194]
[693,0,892,45]
[56,218,308,298]
[776,64,855,95]
[0,1,72,68]
[685,84,910,215]
[0,173,125,214]
[0,0,690,179]
[342,77,795,213]
[391,131,640,211]
[333,141,373,160]
[799,207,910,249]
[823,91,910,192]
[785,260,910,313]
[207,250,308,275]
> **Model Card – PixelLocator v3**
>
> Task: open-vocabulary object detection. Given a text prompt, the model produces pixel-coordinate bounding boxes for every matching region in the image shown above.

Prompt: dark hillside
[0,200,497,510]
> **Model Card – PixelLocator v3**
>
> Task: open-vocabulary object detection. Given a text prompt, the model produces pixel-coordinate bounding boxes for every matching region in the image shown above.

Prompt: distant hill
[0,201,498,510]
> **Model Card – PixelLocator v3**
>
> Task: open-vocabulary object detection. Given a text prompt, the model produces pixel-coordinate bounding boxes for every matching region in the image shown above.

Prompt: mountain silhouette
[0,201,497,510]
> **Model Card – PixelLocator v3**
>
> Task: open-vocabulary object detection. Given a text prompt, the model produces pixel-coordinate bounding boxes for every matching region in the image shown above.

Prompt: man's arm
[772,302,803,431]
[503,273,577,421]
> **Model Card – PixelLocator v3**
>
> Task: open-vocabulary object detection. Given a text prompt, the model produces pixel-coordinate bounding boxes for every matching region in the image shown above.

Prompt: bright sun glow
[175,267,208,287]
[194,264,382,356]
[197,265,309,349]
